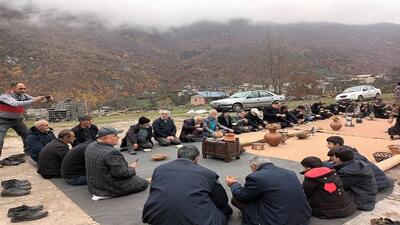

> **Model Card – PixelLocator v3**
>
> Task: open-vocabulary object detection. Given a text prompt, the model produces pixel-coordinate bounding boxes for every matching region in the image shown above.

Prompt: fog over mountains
[1,5,400,105]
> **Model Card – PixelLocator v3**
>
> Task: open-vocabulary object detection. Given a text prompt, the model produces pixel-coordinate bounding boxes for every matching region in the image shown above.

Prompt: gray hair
[177,145,200,161]
[34,119,48,128]
[249,156,271,169]
[159,109,170,115]
[209,109,217,114]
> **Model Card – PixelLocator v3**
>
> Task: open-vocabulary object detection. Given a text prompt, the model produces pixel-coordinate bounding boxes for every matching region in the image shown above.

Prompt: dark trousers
[231,198,260,225]
[65,176,87,186]
[155,137,181,146]
[0,118,29,156]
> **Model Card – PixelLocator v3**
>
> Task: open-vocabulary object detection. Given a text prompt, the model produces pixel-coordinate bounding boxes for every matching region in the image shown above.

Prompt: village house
[190,91,227,106]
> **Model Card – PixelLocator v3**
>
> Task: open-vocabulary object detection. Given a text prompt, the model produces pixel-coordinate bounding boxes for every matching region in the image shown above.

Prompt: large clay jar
[264,128,282,147]
[330,117,343,131]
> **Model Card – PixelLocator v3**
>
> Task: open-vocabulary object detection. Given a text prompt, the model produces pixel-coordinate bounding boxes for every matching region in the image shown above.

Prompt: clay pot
[330,121,343,131]
[264,128,282,147]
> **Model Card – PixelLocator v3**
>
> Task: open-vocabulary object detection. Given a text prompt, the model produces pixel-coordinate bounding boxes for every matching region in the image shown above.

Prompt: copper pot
[330,121,343,131]
[264,128,282,147]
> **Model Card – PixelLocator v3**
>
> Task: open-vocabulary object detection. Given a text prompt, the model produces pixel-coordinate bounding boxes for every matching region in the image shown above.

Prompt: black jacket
[245,112,264,128]
[351,149,390,191]
[217,115,234,129]
[263,106,283,123]
[230,163,311,225]
[143,159,232,225]
[334,159,378,211]
[25,126,56,162]
[37,139,69,179]
[179,118,204,140]
[121,123,153,147]
[302,167,356,218]
[61,141,91,178]
[71,124,98,147]
[152,117,177,138]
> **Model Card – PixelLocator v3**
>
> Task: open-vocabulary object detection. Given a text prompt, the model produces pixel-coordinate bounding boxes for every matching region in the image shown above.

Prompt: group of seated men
[143,135,390,225]
[20,104,394,224]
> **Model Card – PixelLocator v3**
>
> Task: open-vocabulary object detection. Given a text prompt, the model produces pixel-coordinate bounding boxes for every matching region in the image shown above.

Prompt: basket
[151,153,169,161]
[388,145,400,154]
[223,133,236,142]
[373,152,393,162]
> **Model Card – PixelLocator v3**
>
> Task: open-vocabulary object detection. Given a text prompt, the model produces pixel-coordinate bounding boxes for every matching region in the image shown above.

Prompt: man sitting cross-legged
[143,145,232,225]
[120,116,153,155]
[217,111,242,134]
[333,146,378,211]
[245,108,266,131]
[71,115,98,147]
[325,136,390,191]
[85,127,148,200]
[388,105,400,140]
[37,129,75,179]
[300,156,356,219]
[61,140,92,186]
[231,110,252,133]
[179,116,204,142]
[25,119,56,162]
[226,156,311,225]
[152,110,181,146]
[263,101,292,128]
[203,109,234,137]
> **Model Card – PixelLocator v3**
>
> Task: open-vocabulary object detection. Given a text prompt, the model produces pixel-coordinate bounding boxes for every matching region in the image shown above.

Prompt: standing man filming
[0,82,52,157]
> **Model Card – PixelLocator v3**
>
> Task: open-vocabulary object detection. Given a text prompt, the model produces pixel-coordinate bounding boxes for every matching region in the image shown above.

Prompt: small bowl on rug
[151,153,169,161]
[296,133,310,140]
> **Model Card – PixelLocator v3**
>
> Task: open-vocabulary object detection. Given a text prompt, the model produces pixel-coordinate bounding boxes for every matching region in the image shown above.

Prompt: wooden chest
[202,138,240,162]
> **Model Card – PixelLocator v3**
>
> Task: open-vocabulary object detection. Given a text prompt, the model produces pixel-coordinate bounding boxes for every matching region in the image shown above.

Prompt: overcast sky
[2,0,400,29]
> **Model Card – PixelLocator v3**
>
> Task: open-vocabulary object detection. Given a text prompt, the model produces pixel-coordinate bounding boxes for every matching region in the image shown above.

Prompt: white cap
[250,108,259,114]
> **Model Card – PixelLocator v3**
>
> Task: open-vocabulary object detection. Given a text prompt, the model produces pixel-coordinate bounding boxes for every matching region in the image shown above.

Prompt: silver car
[335,85,381,102]
[210,90,285,112]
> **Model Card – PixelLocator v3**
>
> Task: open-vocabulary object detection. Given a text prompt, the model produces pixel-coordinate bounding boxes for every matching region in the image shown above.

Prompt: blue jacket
[231,163,311,225]
[143,159,232,225]
[25,126,56,162]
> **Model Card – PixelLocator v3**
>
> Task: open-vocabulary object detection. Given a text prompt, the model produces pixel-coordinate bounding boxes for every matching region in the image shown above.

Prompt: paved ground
[0,118,399,225]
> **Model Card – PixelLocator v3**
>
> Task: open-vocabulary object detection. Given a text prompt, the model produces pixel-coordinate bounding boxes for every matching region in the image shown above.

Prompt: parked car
[210,90,285,112]
[335,85,381,102]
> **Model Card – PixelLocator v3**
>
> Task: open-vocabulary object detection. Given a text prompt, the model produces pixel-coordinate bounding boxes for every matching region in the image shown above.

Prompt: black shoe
[0,159,20,166]
[2,183,31,190]
[8,205,44,217]
[127,150,137,155]
[1,187,31,197]
[2,179,30,188]
[10,210,48,223]
[3,154,26,163]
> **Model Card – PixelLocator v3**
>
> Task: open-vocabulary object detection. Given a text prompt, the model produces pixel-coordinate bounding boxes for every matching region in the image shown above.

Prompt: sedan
[335,85,381,102]
[210,90,285,112]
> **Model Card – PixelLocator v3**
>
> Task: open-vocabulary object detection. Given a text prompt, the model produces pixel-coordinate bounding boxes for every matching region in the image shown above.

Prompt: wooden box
[202,138,240,162]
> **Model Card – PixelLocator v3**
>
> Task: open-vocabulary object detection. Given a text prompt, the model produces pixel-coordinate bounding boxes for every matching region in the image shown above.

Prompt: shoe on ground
[10,210,48,223]
[1,187,31,197]
[127,150,137,155]
[3,154,26,163]
[8,205,44,217]
[0,159,20,166]
[2,179,31,189]
[2,183,31,190]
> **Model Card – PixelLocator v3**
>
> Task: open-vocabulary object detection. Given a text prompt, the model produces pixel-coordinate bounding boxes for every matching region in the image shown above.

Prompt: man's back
[37,139,69,179]
[232,163,311,225]
[335,159,378,211]
[85,141,148,197]
[61,141,90,179]
[143,159,230,225]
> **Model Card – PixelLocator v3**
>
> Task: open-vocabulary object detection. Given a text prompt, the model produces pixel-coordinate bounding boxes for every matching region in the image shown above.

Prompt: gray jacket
[85,141,148,197]
[0,92,33,119]
[203,116,229,134]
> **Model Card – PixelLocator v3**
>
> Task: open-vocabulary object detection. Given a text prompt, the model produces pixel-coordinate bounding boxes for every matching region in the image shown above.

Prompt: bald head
[34,119,50,133]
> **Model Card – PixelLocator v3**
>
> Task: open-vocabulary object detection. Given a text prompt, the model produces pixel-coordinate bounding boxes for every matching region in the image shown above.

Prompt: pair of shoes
[371,217,400,225]
[1,179,31,197]
[0,154,25,167]
[8,204,48,223]
[2,179,31,189]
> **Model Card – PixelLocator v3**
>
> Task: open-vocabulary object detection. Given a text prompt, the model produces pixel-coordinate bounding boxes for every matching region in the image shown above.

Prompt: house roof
[193,91,226,98]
